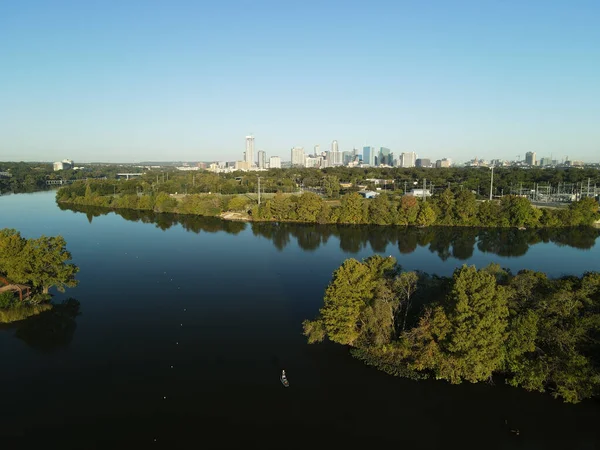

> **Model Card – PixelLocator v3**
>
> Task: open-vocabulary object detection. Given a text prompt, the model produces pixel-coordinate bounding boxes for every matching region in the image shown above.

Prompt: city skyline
[1,1,599,163]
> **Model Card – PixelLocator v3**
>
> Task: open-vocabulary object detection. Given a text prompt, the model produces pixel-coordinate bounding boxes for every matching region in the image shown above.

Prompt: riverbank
[56,186,600,229]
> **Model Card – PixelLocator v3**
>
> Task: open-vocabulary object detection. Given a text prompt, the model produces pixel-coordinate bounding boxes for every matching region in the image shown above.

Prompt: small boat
[280,370,290,388]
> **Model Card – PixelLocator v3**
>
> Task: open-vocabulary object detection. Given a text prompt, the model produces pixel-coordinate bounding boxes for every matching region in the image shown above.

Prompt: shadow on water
[0,298,80,352]
[59,203,600,259]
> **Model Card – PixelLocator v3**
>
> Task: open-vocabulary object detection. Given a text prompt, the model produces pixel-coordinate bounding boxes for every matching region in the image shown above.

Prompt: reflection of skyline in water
[59,203,600,261]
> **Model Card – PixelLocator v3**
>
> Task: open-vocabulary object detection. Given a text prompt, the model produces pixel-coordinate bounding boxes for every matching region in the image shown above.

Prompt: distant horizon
[2,152,599,166]
[1,1,599,163]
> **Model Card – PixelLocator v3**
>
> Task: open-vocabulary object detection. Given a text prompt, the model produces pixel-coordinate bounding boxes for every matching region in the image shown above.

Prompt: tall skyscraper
[331,140,338,153]
[400,152,417,168]
[363,146,375,165]
[291,147,306,167]
[257,150,266,169]
[245,135,255,166]
[525,151,536,166]
[313,144,320,156]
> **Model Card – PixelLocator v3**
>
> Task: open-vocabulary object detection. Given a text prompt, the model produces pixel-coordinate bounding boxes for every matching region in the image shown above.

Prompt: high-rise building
[291,147,306,167]
[400,152,417,168]
[305,155,324,168]
[363,146,375,165]
[378,147,392,166]
[269,156,281,169]
[342,151,354,165]
[257,151,266,169]
[416,158,431,168]
[435,158,451,168]
[327,140,342,166]
[525,152,536,166]
[313,144,320,156]
[245,136,255,166]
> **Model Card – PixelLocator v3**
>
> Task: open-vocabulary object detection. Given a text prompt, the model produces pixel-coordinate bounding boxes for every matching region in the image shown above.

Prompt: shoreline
[57,199,599,229]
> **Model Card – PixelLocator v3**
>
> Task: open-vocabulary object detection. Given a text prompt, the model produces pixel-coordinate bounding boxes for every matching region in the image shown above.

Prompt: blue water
[0,191,599,449]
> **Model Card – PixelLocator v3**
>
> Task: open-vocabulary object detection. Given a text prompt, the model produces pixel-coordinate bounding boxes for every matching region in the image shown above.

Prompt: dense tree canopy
[304,257,600,403]
[57,179,600,229]
[0,229,79,301]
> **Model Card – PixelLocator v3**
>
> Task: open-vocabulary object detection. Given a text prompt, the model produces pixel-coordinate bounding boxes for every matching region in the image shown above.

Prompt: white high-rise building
[330,140,342,165]
[245,135,255,167]
[291,147,306,167]
[314,144,320,156]
[269,156,281,169]
[400,152,417,168]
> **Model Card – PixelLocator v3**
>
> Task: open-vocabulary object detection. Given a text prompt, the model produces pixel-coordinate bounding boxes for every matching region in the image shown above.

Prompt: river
[1,191,599,449]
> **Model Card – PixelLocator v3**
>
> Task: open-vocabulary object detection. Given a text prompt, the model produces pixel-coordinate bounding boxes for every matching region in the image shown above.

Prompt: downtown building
[245,135,255,167]
[291,147,306,167]
[257,150,266,169]
[400,152,417,168]
[269,156,281,169]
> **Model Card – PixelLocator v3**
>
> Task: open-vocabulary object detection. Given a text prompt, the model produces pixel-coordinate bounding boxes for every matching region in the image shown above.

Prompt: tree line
[0,229,79,314]
[60,202,600,256]
[57,180,600,228]
[303,256,600,403]
[0,161,133,193]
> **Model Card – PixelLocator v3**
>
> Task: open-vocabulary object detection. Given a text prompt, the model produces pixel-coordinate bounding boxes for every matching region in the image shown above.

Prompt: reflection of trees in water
[0,299,81,352]
[59,204,599,260]
[251,223,291,251]
[60,204,246,235]
[550,227,600,250]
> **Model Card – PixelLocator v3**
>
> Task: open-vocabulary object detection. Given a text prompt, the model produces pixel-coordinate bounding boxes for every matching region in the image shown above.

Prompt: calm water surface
[1,191,599,449]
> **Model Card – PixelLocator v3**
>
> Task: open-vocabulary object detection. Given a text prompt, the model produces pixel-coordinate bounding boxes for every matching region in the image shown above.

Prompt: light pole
[489,166,494,201]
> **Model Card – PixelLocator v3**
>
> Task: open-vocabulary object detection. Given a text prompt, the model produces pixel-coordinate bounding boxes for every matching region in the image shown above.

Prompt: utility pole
[404,181,407,195]
[423,178,426,201]
[489,166,494,201]
[257,177,261,205]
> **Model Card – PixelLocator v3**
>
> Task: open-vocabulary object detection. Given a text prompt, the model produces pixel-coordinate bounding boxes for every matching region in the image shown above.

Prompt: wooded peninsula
[303,256,600,403]
[0,229,79,323]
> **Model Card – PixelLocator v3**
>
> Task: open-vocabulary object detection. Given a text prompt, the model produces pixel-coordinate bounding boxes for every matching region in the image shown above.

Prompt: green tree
[500,196,540,228]
[566,198,600,226]
[338,193,365,224]
[410,265,509,383]
[0,229,27,279]
[477,200,502,227]
[19,236,79,295]
[304,256,395,345]
[368,194,392,225]
[416,201,437,227]
[454,190,478,226]
[227,196,251,212]
[396,196,419,225]
[435,189,456,225]
[296,192,323,222]
[323,175,341,198]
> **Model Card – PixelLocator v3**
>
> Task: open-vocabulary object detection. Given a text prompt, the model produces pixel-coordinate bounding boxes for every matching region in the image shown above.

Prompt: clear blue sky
[1,0,599,163]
